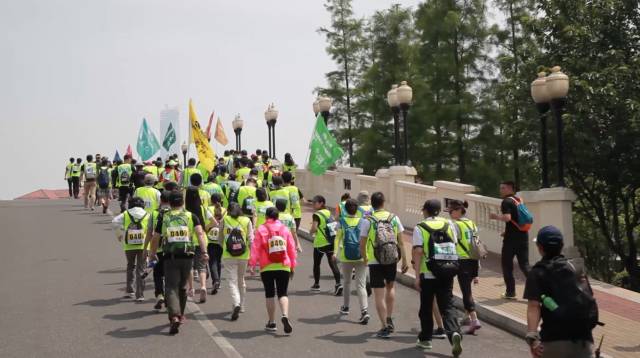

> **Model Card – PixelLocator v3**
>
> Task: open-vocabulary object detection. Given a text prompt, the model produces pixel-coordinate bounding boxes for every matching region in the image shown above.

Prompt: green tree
[532,0,640,290]
[318,0,365,167]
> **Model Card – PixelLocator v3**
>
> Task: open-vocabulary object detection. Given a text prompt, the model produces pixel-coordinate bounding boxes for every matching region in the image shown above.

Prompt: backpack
[124,212,147,246]
[370,214,399,265]
[534,256,601,333]
[85,164,97,180]
[97,167,111,189]
[228,181,241,203]
[242,197,256,216]
[358,206,372,218]
[340,218,362,260]
[119,166,131,185]
[316,211,338,253]
[266,225,287,263]
[458,220,488,260]
[418,221,459,279]
[510,196,533,232]
[162,211,195,254]
[225,222,247,256]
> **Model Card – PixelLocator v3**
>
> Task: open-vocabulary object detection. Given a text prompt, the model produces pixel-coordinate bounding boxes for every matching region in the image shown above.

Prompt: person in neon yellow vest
[181,158,200,189]
[134,174,161,213]
[65,157,75,198]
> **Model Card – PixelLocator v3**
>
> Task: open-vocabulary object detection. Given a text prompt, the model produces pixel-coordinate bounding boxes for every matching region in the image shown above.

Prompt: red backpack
[266,225,287,263]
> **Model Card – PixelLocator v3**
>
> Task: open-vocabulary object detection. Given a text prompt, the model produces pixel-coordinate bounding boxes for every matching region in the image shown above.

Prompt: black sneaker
[281,316,293,335]
[334,284,343,296]
[154,295,165,310]
[359,310,370,325]
[169,319,180,335]
[433,327,447,339]
[376,326,391,338]
[386,317,395,333]
[230,306,241,321]
[265,321,277,332]
[339,305,349,315]
[310,284,321,292]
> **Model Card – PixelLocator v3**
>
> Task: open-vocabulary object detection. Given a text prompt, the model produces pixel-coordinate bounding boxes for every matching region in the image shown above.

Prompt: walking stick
[595,334,604,358]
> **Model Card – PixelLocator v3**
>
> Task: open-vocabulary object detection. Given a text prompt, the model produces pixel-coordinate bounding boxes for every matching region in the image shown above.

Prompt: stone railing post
[385,166,417,215]
[518,187,578,263]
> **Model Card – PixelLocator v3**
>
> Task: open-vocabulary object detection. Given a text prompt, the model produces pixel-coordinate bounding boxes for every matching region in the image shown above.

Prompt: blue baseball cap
[534,225,564,246]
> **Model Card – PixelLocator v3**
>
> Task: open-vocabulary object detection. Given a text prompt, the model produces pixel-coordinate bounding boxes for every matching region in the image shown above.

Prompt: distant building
[159,105,181,158]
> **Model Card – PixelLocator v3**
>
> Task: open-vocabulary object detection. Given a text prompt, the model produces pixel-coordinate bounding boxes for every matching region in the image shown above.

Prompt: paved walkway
[299,205,640,358]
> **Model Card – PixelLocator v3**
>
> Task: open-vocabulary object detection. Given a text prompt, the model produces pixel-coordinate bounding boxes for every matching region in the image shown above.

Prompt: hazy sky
[1,0,450,199]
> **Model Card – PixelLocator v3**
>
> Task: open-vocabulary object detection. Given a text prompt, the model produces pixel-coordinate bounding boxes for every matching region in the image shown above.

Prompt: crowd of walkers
[64,148,602,357]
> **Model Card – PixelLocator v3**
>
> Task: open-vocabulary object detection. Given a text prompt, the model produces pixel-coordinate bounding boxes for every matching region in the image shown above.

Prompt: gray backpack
[370,214,399,265]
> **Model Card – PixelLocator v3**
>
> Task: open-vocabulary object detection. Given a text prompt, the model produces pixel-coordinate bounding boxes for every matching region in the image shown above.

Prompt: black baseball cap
[534,225,564,247]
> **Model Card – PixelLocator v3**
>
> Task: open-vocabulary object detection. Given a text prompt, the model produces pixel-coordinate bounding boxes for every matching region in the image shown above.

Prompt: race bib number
[86,166,96,175]
[167,226,190,243]
[208,227,220,243]
[290,193,299,205]
[143,199,153,208]
[126,229,144,245]
[433,242,457,260]
[268,236,287,255]
[327,222,338,236]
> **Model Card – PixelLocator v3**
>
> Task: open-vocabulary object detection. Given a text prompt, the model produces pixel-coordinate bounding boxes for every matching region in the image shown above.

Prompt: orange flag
[214,117,229,145]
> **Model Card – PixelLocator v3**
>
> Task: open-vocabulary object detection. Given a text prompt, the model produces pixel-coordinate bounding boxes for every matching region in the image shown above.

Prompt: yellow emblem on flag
[189,99,215,172]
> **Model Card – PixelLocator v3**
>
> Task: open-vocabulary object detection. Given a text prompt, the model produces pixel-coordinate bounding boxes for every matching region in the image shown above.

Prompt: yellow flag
[214,117,229,145]
[189,99,215,172]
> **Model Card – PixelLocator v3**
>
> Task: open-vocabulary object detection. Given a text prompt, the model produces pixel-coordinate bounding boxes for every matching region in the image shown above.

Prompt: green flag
[136,118,161,161]
[308,114,344,175]
[162,122,177,151]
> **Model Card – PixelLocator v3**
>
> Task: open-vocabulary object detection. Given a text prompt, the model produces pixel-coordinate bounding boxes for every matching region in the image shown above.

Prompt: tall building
[159,105,181,158]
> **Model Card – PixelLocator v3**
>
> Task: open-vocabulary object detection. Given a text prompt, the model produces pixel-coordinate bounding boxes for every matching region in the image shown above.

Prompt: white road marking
[187,301,243,358]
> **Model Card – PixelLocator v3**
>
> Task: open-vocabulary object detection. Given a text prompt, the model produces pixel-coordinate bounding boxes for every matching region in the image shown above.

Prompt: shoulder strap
[509,196,522,205]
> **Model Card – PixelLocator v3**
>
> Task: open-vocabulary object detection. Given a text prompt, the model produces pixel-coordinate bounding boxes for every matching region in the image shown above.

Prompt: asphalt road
[0,199,529,358]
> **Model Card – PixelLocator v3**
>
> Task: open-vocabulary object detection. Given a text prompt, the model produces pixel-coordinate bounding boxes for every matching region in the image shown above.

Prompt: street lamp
[232,114,244,151]
[318,95,332,125]
[264,103,278,159]
[546,66,570,187]
[180,141,188,170]
[313,99,320,118]
[531,72,551,188]
[397,81,413,166]
[387,84,401,165]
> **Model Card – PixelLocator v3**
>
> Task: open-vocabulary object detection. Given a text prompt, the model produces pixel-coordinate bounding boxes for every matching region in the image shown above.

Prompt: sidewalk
[299,205,640,358]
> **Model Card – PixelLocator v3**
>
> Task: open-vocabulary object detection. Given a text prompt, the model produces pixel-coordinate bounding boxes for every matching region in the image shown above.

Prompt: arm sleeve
[191,214,201,228]
[286,229,297,268]
[501,198,513,215]
[154,213,164,234]
[523,268,543,300]
[111,213,125,238]
[358,219,371,238]
[248,227,261,267]
[247,220,255,243]
[412,227,424,247]
[312,213,320,224]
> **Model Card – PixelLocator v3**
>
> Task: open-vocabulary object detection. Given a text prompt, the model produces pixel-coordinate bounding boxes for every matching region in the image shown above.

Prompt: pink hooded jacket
[249,219,297,270]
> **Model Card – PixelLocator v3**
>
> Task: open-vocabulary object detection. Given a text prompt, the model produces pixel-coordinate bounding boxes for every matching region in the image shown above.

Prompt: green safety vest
[161,209,197,254]
[313,208,332,248]
[202,182,224,197]
[196,163,210,182]
[237,186,257,214]
[236,167,251,181]
[134,186,160,213]
[222,215,251,260]
[122,211,150,251]
[285,185,302,219]
[365,210,400,263]
[255,200,274,228]
[417,217,456,275]
[182,167,200,187]
[269,188,290,214]
[336,215,363,263]
[454,218,477,260]
[116,164,133,187]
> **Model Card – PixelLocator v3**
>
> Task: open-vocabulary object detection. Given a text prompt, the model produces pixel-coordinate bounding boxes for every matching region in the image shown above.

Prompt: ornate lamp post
[232,114,244,151]
[313,99,320,118]
[264,103,279,159]
[546,66,570,187]
[180,142,188,170]
[318,95,332,125]
[387,84,401,165]
[531,72,551,188]
[396,81,413,165]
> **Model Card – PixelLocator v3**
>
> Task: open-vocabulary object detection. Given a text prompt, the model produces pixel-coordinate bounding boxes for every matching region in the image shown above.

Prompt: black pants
[118,186,132,212]
[313,246,341,285]
[457,260,479,312]
[67,179,73,197]
[207,243,223,285]
[71,177,81,198]
[501,238,530,296]
[418,275,461,342]
[260,270,290,298]
[164,256,193,319]
[294,218,301,231]
[153,252,165,297]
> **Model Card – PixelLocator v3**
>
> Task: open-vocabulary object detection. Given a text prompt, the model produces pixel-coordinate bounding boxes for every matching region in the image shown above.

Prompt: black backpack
[534,256,601,332]
[225,223,247,256]
[418,222,459,279]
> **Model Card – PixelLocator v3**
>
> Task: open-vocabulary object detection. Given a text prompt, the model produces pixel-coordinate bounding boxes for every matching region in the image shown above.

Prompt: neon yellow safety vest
[216,174,229,185]
[222,215,251,260]
[417,217,456,275]
[454,218,477,260]
[269,188,290,214]
[278,212,296,234]
[206,206,226,245]
[335,215,363,263]
[83,162,97,179]
[283,163,297,180]
[134,186,160,213]
[65,163,74,179]
[235,167,250,182]
[357,205,373,218]
[365,210,400,263]
[202,182,224,198]
[161,209,197,254]
[313,208,332,248]
[143,166,159,176]
[147,209,165,253]
[71,164,82,177]
[122,211,150,251]
[237,186,257,214]
[285,185,301,218]
[255,200,274,227]
[182,167,200,187]
[116,164,133,187]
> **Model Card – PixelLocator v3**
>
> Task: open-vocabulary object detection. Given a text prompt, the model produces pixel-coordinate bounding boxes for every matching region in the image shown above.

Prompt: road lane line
[187,300,243,358]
